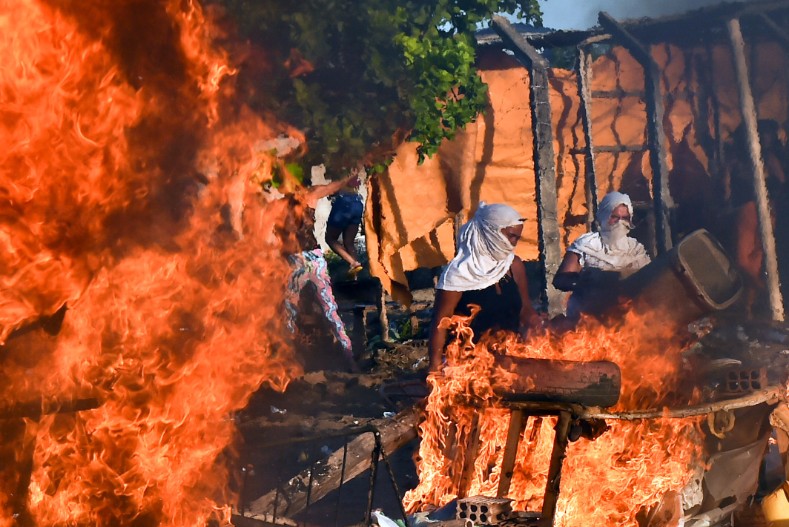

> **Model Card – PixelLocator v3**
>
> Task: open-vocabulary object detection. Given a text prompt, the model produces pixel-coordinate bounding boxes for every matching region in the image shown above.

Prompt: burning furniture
[402,224,789,526]
[452,357,622,526]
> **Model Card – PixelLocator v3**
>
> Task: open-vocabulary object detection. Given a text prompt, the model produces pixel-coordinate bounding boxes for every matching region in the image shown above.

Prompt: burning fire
[1,1,305,525]
[405,308,705,526]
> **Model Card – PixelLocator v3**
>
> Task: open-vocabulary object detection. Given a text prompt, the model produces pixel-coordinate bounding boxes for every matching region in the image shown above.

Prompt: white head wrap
[437,202,524,292]
[567,190,650,271]
[596,191,633,228]
[596,191,634,249]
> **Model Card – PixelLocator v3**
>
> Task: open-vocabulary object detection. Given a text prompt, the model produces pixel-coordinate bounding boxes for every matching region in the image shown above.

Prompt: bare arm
[428,289,463,372]
[511,256,541,331]
[304,174,357,208]
[552,251,582,291]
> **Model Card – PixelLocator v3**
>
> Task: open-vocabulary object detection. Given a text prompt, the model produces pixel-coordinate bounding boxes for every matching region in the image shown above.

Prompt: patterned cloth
[285,248,353,359]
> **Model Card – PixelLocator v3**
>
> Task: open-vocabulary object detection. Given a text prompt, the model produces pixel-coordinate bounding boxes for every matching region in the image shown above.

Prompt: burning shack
[3,1,789,527]
[357,1,789,526]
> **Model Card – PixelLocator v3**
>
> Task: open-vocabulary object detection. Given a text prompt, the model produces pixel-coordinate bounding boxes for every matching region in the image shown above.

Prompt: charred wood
[244,406,419,520]
[0,396,101,420]
[494,356,621,408]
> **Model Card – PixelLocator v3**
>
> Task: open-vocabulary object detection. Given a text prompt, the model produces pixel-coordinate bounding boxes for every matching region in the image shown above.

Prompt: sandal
[347,263,364,278]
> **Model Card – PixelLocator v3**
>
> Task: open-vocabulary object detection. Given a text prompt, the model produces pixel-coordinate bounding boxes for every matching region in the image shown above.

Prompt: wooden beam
[758,12,789,49]
[576,46,598,228]
[598,12,675,255]
[580,384,784,420]
[0,396,101,420]
[569,145,648,155]
[727,17,785,321]
[244,406,419,520]
[496,409,526,498]
[456,411,482,498]
[491,15,563,316]
[539,411,571,527]
[590,89,645,99]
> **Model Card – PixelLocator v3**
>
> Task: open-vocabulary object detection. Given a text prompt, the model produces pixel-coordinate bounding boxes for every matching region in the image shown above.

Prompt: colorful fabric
[285,248,353,358]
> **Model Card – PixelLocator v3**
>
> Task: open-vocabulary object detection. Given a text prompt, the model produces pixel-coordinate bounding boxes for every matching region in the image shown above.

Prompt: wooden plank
[569,145,647,155]
[245,406,419,519]
[590,89,645,99]
[496,409,526,498]
[491,15,563,316]
[759,12,789,48]
[726,17,785,321]
[0,397,101,420]
[540,411,571,527]
[598,12,675,255]
[576,46,598,228]
[579,385,784,420]
[457,411,482,498]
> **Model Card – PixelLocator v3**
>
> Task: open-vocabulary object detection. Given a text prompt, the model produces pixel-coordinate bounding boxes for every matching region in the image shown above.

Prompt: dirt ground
[233,270,432,526]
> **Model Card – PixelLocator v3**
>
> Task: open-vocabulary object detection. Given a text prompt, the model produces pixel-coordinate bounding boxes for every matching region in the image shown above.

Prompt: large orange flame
[405,308,704,526]
[1,1,304,525]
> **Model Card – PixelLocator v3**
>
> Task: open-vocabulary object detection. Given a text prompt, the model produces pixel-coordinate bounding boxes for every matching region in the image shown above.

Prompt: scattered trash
[383,411,396,418]
[371,509,401,527]
[270,406,287,415]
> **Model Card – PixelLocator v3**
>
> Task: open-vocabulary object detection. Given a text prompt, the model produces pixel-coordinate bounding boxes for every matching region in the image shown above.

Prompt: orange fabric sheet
[366,42,789,304]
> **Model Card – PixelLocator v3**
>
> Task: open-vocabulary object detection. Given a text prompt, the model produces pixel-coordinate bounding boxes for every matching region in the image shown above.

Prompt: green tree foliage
[211,0,541,173]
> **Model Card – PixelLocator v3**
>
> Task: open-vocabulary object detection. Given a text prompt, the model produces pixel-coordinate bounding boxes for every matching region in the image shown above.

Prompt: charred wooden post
[245,406,419,520]
[496,408,526,498]
[0,396,102,420]
[491,15,563,316]
[490,357,621,522]
[457,411,482,498]
[726,17,785,321]
[540,411,571,527]
[598,12,675,255]
[758,13,789,49]
[575,44,598,228]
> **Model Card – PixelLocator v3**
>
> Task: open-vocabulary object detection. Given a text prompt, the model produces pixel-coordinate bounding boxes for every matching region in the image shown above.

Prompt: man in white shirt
[553,191,651,320]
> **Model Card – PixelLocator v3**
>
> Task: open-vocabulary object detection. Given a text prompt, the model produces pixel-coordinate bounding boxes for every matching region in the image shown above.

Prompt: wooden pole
[727,17,785,321]
[575,45,599,228]
[491,15,563,316]
[540,411,571,527]
[759,13,789,49]
[496,409,526,498]
[598,12,675,255]
[457,411,482,498]
[579,385,783,420]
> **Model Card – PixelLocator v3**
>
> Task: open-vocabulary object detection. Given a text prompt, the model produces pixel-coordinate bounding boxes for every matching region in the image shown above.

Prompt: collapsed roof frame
[483,0,788,320]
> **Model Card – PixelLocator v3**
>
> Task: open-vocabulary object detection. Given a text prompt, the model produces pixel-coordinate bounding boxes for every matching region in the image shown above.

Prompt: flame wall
[1,1,302,525]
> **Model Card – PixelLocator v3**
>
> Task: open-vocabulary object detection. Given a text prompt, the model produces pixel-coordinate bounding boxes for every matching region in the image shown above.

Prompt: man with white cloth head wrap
[428,203,542,371]
[553,191,651,320]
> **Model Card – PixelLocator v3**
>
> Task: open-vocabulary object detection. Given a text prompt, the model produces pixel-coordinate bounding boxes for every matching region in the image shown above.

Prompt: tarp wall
[365,41,789,304]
